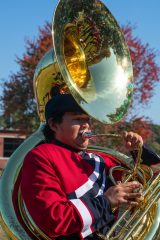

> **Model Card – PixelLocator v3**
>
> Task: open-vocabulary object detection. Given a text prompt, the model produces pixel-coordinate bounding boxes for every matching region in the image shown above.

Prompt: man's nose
[81,120,91,129]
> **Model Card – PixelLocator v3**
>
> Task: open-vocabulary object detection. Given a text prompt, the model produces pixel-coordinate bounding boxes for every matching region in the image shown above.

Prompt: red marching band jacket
[12,141,160,240]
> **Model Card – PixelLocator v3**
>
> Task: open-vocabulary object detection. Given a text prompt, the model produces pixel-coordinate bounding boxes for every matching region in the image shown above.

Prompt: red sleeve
[21,148,83,239]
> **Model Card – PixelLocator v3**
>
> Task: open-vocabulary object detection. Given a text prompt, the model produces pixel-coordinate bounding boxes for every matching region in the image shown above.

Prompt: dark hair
[43,111,65,143]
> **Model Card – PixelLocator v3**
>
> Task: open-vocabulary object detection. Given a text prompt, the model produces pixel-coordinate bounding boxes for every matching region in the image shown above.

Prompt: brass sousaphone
[0,0,160,239]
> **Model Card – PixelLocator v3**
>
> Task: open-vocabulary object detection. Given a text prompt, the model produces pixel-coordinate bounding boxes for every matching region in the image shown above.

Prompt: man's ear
[48,118,58,132]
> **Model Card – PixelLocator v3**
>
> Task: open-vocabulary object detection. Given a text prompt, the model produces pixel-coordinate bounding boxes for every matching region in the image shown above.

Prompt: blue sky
[0,0,160,124]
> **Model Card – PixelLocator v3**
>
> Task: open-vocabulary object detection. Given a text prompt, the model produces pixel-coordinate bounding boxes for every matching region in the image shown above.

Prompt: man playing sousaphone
[6,0,159,239]
[12,89,160,240]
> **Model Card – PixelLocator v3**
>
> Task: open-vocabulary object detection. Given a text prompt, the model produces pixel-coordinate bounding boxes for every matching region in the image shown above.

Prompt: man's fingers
[123,131,143,150]
[127,201,139,206]
[125,192,142,199]
[119,181,142,191]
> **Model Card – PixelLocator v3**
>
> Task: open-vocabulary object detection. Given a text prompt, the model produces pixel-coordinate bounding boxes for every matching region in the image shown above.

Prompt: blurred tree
[0,22,160,139]
[123,25,160,106]
[0,115,5,129]
[0,22,52,134]
[91,117,154,153]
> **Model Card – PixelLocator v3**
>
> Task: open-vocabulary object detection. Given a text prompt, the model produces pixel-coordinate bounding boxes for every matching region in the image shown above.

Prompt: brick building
[0,129,26,170]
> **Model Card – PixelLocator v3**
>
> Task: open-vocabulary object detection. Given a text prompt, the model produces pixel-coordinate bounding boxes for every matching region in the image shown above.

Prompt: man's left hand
[123,131,143,151]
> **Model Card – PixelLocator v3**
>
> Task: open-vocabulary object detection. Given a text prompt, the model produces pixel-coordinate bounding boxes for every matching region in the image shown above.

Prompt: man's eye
[74,118,91,123]
[74,118,83,121]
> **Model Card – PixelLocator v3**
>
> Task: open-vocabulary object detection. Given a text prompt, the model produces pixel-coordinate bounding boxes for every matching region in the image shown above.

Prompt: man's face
[49,112,92,150]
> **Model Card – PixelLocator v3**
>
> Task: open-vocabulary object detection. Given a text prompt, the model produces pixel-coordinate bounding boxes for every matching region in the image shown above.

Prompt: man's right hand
[105,181,143,208]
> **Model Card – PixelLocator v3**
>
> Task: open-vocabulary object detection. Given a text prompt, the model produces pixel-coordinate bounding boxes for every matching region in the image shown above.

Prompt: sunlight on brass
[63,24,90,88]
[34,0,134,124]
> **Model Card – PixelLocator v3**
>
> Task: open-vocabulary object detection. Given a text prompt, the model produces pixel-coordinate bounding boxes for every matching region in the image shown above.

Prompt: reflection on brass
[34,0,134,124]
[63,24,90,88]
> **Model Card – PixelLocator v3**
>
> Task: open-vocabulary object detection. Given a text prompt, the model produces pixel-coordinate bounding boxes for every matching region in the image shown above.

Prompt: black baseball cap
[45,93,86,122]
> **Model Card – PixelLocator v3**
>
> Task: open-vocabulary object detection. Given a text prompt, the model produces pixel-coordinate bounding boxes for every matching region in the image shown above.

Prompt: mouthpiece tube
[81,132,96,139]
[81,132,121,139]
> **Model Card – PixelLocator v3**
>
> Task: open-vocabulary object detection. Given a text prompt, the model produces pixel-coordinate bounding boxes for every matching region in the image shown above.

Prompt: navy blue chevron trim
[67,153,107,199]
[81,195,115,233]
